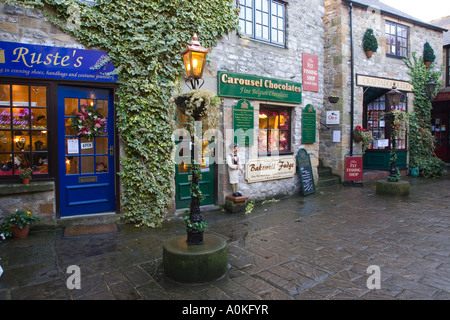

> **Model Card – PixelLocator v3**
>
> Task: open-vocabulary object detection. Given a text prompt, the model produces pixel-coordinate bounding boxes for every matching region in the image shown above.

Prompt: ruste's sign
[218,71,302,104]
[245,156,296,183]
[0,41,117,82]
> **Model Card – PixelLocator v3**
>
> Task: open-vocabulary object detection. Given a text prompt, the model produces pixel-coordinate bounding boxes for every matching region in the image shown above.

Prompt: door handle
[110,145,114,156]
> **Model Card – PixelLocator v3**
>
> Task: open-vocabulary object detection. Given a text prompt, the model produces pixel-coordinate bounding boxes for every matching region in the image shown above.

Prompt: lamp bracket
[185,78,204,90]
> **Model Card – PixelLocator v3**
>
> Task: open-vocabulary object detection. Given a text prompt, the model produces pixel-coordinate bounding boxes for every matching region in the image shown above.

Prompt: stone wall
[0,182,55,225]
[0,2,84,48]
[202,0,325,203]
[321,0,444,177]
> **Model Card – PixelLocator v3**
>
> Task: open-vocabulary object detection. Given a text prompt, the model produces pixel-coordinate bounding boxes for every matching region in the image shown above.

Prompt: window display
[0,84,48,177]
[258,107,291,155]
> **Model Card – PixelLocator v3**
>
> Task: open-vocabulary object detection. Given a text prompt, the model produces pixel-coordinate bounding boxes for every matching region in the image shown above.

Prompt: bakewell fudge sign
[245,156,296,183]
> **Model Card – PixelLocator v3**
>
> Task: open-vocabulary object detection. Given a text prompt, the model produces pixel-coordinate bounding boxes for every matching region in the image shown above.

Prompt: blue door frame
[58,86,115,217]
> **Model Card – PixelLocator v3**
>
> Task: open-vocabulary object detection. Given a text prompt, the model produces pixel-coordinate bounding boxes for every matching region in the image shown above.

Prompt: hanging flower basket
[71,105,107,140]
[328,96,340,103]
[353,131,363,142]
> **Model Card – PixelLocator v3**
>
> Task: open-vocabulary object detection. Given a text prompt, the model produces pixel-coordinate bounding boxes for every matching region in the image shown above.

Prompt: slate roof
[430,16,450,46]
[343,0,448,33]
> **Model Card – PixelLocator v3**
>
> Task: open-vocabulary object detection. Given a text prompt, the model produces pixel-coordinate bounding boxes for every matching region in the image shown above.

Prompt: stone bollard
[224,195,248,214]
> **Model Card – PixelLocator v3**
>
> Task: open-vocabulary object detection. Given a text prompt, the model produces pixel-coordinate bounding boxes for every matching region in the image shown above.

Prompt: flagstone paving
[1,172,449,300]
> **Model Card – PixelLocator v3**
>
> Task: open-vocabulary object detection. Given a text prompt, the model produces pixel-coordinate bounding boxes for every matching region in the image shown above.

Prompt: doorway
[431,113,448,162]
[174,134,215,210]
[58,86,115,217]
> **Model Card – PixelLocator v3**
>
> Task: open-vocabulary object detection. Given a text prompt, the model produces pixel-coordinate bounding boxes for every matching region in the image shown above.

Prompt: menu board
[302,104,316,144]
[297,148,315,195]
[233,99,254,146]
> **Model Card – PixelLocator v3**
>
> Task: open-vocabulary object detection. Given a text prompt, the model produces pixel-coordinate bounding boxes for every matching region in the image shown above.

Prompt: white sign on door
[67,139,79,154]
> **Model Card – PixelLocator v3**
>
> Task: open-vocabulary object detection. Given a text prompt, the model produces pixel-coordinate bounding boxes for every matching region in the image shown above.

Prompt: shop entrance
[174,134,215,209]
[58,86,115,217]
[431,113,448,162]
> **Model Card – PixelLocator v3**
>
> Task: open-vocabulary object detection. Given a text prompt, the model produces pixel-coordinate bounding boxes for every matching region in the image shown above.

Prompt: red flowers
[355,125,368,132]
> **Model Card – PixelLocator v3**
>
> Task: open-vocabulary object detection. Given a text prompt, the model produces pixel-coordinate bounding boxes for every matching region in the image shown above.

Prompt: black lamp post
[181,34,209,245]
[386,83,403,179]
[425,79,437,100]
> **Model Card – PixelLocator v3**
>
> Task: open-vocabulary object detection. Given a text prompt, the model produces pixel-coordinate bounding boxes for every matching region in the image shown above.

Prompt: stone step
[318,166,332,177]
[317,174,341,188]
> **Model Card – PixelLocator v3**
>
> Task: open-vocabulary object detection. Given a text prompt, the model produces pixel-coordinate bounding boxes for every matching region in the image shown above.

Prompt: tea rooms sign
[356,75,413,92]
[245,156,296,183]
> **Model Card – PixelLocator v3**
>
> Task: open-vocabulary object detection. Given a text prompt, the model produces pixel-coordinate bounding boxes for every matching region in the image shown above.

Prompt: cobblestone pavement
[1,173,449,301]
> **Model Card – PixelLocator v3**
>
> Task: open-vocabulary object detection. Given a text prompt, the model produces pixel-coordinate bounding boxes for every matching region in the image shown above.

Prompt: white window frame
[238,0,286,47]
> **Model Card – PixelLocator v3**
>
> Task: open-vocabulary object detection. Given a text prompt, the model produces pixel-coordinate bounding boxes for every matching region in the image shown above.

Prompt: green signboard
[218,71,302,104]
[233,99,254,146]
[302,104,316,144]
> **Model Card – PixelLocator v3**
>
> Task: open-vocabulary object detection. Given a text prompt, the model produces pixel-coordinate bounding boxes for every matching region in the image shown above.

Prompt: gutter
[349,2,355,156]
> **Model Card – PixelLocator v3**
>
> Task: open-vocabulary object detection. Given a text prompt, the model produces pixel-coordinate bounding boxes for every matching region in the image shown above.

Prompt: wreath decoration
[71,105,107,140]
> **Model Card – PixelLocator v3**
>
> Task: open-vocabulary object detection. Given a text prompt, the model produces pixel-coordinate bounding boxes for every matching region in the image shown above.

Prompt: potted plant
[0,209,40,239]
[328,95,340,103]
[363,28,378,58]
[353,125,373,153]
[423,41,436,67]
[18,167,33,184]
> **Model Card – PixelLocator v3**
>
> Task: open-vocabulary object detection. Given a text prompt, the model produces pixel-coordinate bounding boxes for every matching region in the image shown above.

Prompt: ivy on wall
[5,0,238,227]
[404,52,447,178]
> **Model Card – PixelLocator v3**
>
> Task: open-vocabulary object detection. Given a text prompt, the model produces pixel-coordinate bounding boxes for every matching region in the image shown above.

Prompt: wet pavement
[1,173,450,301]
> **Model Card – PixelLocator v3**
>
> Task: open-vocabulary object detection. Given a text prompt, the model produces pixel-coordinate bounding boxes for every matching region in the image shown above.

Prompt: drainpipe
[349,1,355,156]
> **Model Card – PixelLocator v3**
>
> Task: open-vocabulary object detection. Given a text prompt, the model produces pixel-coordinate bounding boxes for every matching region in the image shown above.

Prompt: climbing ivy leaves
[6,0,238,227]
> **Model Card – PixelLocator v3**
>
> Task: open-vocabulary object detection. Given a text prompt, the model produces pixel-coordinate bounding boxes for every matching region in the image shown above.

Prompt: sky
[380,0,450,23]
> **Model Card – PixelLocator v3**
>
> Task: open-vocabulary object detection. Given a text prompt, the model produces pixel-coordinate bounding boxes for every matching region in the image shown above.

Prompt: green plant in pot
[18,167,33,184]
[0,209,40,239]
[363,28,378,58]
[423,42,436,67]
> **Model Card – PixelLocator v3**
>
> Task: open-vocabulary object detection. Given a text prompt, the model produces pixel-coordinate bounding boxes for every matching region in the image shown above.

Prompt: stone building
[0,0,326,224]
[187,0,325,208]
[430,15,450,163]
[320,0,446,180]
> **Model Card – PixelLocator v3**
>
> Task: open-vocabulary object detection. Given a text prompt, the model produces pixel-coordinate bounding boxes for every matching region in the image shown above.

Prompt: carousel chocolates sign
[245,156,296,183]
[218,71,302,104]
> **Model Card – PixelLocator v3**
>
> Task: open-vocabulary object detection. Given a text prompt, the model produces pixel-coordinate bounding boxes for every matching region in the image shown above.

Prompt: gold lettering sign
[245,156,296,183]
[356,75,413,92]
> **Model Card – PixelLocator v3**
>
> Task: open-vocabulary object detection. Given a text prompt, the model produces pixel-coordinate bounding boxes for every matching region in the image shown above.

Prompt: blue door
[58,86,115,217]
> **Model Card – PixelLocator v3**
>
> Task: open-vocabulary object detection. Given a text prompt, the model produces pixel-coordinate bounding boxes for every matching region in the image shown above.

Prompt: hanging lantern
[181,33,210,80]
[386,83,402,108]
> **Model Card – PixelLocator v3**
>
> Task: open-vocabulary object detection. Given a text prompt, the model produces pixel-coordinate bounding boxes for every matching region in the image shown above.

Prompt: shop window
[385,21,408,58]
[238,0,286,47]
[365,93,407,150]
[258,106,291,155]
[0,84,48,178]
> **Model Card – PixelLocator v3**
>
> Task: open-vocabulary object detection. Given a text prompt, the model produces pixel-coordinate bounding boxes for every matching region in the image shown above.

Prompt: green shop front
[357,75,413,171]
[215,71,308,204]
[0,41,119,220]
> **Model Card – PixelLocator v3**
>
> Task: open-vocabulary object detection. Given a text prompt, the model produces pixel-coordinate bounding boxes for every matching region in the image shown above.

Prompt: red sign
[345,156,363,181]
[302,53,319,92]
[434,92,450,101]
